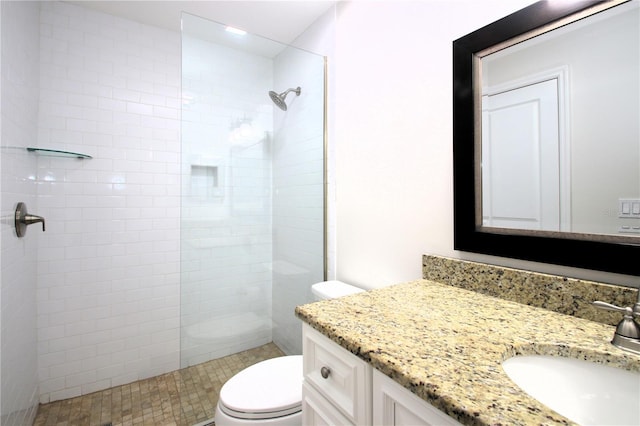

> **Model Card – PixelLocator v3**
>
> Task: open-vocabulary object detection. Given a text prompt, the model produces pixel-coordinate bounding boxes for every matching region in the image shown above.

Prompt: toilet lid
[219,355,303,420]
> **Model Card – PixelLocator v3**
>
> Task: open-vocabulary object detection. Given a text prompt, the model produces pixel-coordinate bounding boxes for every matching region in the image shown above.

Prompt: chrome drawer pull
[320,366,331,379]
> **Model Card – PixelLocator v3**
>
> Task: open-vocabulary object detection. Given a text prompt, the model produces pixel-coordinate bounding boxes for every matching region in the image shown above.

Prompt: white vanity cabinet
[373,369,462,426]
[301,323,463,426]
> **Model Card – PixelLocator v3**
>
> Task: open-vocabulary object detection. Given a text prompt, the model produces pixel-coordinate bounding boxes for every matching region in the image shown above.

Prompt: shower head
[268,87,301,111]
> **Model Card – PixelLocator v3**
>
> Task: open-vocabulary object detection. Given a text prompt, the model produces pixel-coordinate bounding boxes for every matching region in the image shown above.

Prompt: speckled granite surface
[423,254,638,326]
[295,280,640,426]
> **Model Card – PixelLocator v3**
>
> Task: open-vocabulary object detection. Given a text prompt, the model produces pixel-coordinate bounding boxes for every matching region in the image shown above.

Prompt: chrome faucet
[593,290,640,355]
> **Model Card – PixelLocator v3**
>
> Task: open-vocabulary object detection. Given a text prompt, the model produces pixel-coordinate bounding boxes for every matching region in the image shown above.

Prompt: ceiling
[67,1,337,44]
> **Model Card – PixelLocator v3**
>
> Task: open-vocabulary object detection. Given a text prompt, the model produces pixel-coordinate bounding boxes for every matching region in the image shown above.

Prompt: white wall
[0,1,41,424]
[36,2,181,403]
[331,0,638,289]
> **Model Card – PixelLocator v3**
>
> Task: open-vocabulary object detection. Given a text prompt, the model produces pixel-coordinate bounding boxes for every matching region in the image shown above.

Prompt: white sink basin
[502,355,640,425]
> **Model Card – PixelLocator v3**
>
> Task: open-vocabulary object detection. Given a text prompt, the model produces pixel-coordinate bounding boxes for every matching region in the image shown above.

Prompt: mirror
[453,0,640,276]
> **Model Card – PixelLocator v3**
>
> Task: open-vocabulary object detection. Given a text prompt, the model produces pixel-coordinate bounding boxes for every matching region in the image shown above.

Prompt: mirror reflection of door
[482,78,567,231]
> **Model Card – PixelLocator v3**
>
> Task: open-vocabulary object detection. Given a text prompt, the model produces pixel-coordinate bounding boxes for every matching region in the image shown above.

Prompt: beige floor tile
[34,343,284,426]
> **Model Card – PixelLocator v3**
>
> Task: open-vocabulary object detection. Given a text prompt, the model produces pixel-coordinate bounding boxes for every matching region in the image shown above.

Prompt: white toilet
[214,280,364,425]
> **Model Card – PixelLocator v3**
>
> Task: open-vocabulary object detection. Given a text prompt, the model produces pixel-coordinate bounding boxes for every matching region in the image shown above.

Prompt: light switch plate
[618,198,640,218]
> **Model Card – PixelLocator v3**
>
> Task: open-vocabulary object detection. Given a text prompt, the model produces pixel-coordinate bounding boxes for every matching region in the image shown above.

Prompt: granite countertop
[295,280,640,425]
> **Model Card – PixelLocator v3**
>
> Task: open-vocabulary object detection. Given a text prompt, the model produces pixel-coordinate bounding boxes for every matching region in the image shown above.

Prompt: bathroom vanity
[295,278,640,425]
[301,323,460,425]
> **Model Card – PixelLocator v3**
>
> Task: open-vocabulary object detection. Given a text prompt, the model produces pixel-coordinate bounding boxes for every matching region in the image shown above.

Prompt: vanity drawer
[303,382,353,425]
[302,323,372,425]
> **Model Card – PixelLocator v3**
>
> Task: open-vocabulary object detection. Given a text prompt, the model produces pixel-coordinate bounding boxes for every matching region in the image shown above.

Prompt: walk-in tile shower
[0,2,326,424]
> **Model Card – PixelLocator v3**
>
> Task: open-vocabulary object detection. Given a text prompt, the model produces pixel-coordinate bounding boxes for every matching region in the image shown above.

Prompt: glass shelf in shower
[27,147,92,159]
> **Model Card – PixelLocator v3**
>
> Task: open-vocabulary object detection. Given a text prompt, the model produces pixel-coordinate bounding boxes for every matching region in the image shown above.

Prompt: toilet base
[214,403,301,426]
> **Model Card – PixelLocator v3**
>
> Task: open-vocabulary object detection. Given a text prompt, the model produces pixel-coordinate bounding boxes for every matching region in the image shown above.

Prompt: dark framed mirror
[453,0,640,276]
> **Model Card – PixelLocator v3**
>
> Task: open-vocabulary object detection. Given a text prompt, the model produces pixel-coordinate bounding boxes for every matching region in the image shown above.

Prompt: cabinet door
[303,324,372,424]
[373,370,462,426]
[303,382,353,426]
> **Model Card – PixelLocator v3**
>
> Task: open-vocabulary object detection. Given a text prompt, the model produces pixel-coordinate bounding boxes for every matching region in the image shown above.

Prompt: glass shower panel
[180,12,325,376]
[271,45,327,355]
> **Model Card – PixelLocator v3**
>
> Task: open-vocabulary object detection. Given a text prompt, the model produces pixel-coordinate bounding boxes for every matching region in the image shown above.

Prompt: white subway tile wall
[1,2,41,424]
[36,2,181,403]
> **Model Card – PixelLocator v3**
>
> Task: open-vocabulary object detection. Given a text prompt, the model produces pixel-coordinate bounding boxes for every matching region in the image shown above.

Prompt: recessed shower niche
[180,12,326,373]
[190,164,223,201]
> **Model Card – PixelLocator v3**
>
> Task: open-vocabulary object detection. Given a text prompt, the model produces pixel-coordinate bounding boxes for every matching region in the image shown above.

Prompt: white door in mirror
[482,79,561,231]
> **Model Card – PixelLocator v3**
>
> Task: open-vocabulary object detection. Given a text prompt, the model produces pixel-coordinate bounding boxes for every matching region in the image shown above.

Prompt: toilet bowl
[214,280,364,425]
[214,355,303,425]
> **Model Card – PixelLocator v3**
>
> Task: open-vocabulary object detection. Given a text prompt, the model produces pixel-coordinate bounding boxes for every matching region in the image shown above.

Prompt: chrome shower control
[320,366,331,379]
[15,202,45,238]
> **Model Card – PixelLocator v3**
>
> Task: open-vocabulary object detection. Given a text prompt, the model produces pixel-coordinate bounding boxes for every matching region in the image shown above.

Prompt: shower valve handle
[15,202,46,237]
[24,214,46,231]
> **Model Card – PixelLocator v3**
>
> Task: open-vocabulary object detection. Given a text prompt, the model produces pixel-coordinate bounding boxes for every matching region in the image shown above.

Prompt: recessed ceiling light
[225,26,247,36]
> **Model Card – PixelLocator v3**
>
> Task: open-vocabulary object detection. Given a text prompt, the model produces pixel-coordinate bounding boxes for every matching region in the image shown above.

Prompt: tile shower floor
[33,343,285,426]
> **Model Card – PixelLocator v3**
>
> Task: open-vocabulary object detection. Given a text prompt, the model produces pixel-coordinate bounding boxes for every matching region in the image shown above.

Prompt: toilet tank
[311,280,364,301]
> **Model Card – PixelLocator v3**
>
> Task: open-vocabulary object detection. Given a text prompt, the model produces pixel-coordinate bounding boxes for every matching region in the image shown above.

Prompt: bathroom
[2,0,639,425]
